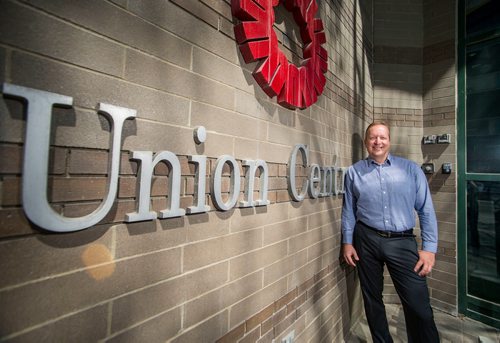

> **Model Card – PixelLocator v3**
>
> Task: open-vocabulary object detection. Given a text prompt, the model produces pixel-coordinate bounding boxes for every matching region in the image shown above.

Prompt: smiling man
[341,122,439,343]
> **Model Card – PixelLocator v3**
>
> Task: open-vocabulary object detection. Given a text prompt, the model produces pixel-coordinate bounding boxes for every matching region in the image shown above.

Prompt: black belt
[359,221,414,238]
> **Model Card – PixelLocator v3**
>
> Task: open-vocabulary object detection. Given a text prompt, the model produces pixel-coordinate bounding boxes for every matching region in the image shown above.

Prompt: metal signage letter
[288,144,309,201]
[2,83,136,232]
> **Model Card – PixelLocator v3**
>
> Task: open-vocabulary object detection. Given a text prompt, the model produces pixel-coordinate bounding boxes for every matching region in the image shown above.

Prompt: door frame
[457,0,500,328]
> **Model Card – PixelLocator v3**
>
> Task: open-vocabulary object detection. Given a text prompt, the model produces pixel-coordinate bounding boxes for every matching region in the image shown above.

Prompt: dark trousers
[353,222,439,343]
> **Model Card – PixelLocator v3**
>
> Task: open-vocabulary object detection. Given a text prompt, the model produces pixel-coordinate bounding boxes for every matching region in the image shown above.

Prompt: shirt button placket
[380,167,390,229]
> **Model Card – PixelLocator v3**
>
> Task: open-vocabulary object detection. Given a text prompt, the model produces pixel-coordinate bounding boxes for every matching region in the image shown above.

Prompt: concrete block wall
[373,0,458,314]
[0,0,373,341]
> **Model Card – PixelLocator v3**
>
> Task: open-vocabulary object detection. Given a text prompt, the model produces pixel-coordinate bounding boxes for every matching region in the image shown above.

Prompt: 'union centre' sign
[2,83,345,233]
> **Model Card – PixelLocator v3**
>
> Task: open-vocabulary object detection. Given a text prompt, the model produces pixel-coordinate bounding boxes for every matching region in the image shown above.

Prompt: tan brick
[193,102,263,141]
[10,52,190,130]
[184,271,262,328]
[201,0,232,19]
[274,310,297,337]
[258,141,296,164]
[263,216,307,246]
[184,229,262,271]
[123,119,235,161]
[230,241,287,281]
[108,307,181,343]
[233,88,281,121]
[219,16,235,38]
[257,326,275,343]
[263,250,308,286]
[113,220,187,258]
[308,237,336,262]
[230,278,288,328]
[192,48,252,92]
[431,289,456,305]
[234,137,261,163]
[230,202,289,233]
[428,278,456,296]
[126,49,234,111]
[288,257,323,290]
[172,311,228,343]
[309,209,339,229]
[382,107,397,114]
[0,225,112,289]
[128,0,238,63]
[268,122,310,147]
[24,0,191,68]
[0,1,126,77]
[289,227,323,255]
[184,210,231,241]
[429,269,456,286]
[0,247,181,335]
[287,198,339,220]
[171,0,219,29]
[111,262,228,333]
[7,304,108,343]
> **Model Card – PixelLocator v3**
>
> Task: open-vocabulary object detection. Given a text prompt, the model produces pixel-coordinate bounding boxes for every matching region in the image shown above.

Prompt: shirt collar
[367,153,392,166]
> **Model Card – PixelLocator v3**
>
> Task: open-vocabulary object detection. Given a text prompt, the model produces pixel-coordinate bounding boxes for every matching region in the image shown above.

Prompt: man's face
[365,125,391,163]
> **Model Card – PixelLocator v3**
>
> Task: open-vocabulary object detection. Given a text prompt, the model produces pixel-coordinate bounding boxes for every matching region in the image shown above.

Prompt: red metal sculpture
[232,0,328,109]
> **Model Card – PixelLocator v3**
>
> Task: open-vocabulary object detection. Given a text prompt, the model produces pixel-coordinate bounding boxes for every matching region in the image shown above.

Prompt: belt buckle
[378,231,391,238]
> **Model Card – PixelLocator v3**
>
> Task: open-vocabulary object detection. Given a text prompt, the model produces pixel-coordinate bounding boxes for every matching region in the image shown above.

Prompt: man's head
[364,122,391,164]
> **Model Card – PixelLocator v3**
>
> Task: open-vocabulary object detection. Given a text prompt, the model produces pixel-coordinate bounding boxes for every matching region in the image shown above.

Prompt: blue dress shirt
[341,154,438,253]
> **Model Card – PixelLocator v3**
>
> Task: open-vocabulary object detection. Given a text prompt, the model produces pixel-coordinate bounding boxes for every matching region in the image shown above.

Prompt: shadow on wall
[352,133,364,163]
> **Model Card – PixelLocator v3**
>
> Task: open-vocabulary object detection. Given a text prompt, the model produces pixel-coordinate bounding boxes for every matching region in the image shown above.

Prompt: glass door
[458,0,500,328]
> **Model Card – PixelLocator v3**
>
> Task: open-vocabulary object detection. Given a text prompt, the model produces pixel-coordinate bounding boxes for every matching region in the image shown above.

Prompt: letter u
[2,83,136,232]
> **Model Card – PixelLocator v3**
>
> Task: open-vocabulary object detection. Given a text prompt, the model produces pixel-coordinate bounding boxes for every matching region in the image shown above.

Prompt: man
[341,122,439,343]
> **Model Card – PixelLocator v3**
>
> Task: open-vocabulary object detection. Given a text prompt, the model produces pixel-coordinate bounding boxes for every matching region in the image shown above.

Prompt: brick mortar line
[0,244,184,293]
[298,291,344,341]
[1,47,371,125]
[0,43,200,104]
[0,211,337,291]
[3,2,375,115]
[16,0,222,62]
[1,42,368,128]
[219,263,339,341]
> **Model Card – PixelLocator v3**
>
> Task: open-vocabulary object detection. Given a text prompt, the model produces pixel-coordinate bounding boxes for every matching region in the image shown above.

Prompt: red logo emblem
[232,0,328,109]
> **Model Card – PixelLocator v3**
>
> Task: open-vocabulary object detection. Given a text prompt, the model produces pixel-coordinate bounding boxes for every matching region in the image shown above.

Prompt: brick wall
[373,0,457,315]
[0,0,373,341]
[423,0,457,314]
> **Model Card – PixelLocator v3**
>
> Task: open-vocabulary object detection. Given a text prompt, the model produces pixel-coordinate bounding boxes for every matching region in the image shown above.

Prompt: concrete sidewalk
[347,303,499,342]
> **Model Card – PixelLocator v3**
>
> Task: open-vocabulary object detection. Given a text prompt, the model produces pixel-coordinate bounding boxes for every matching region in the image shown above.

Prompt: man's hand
[342,244,359,267]
[414,250,435,277]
